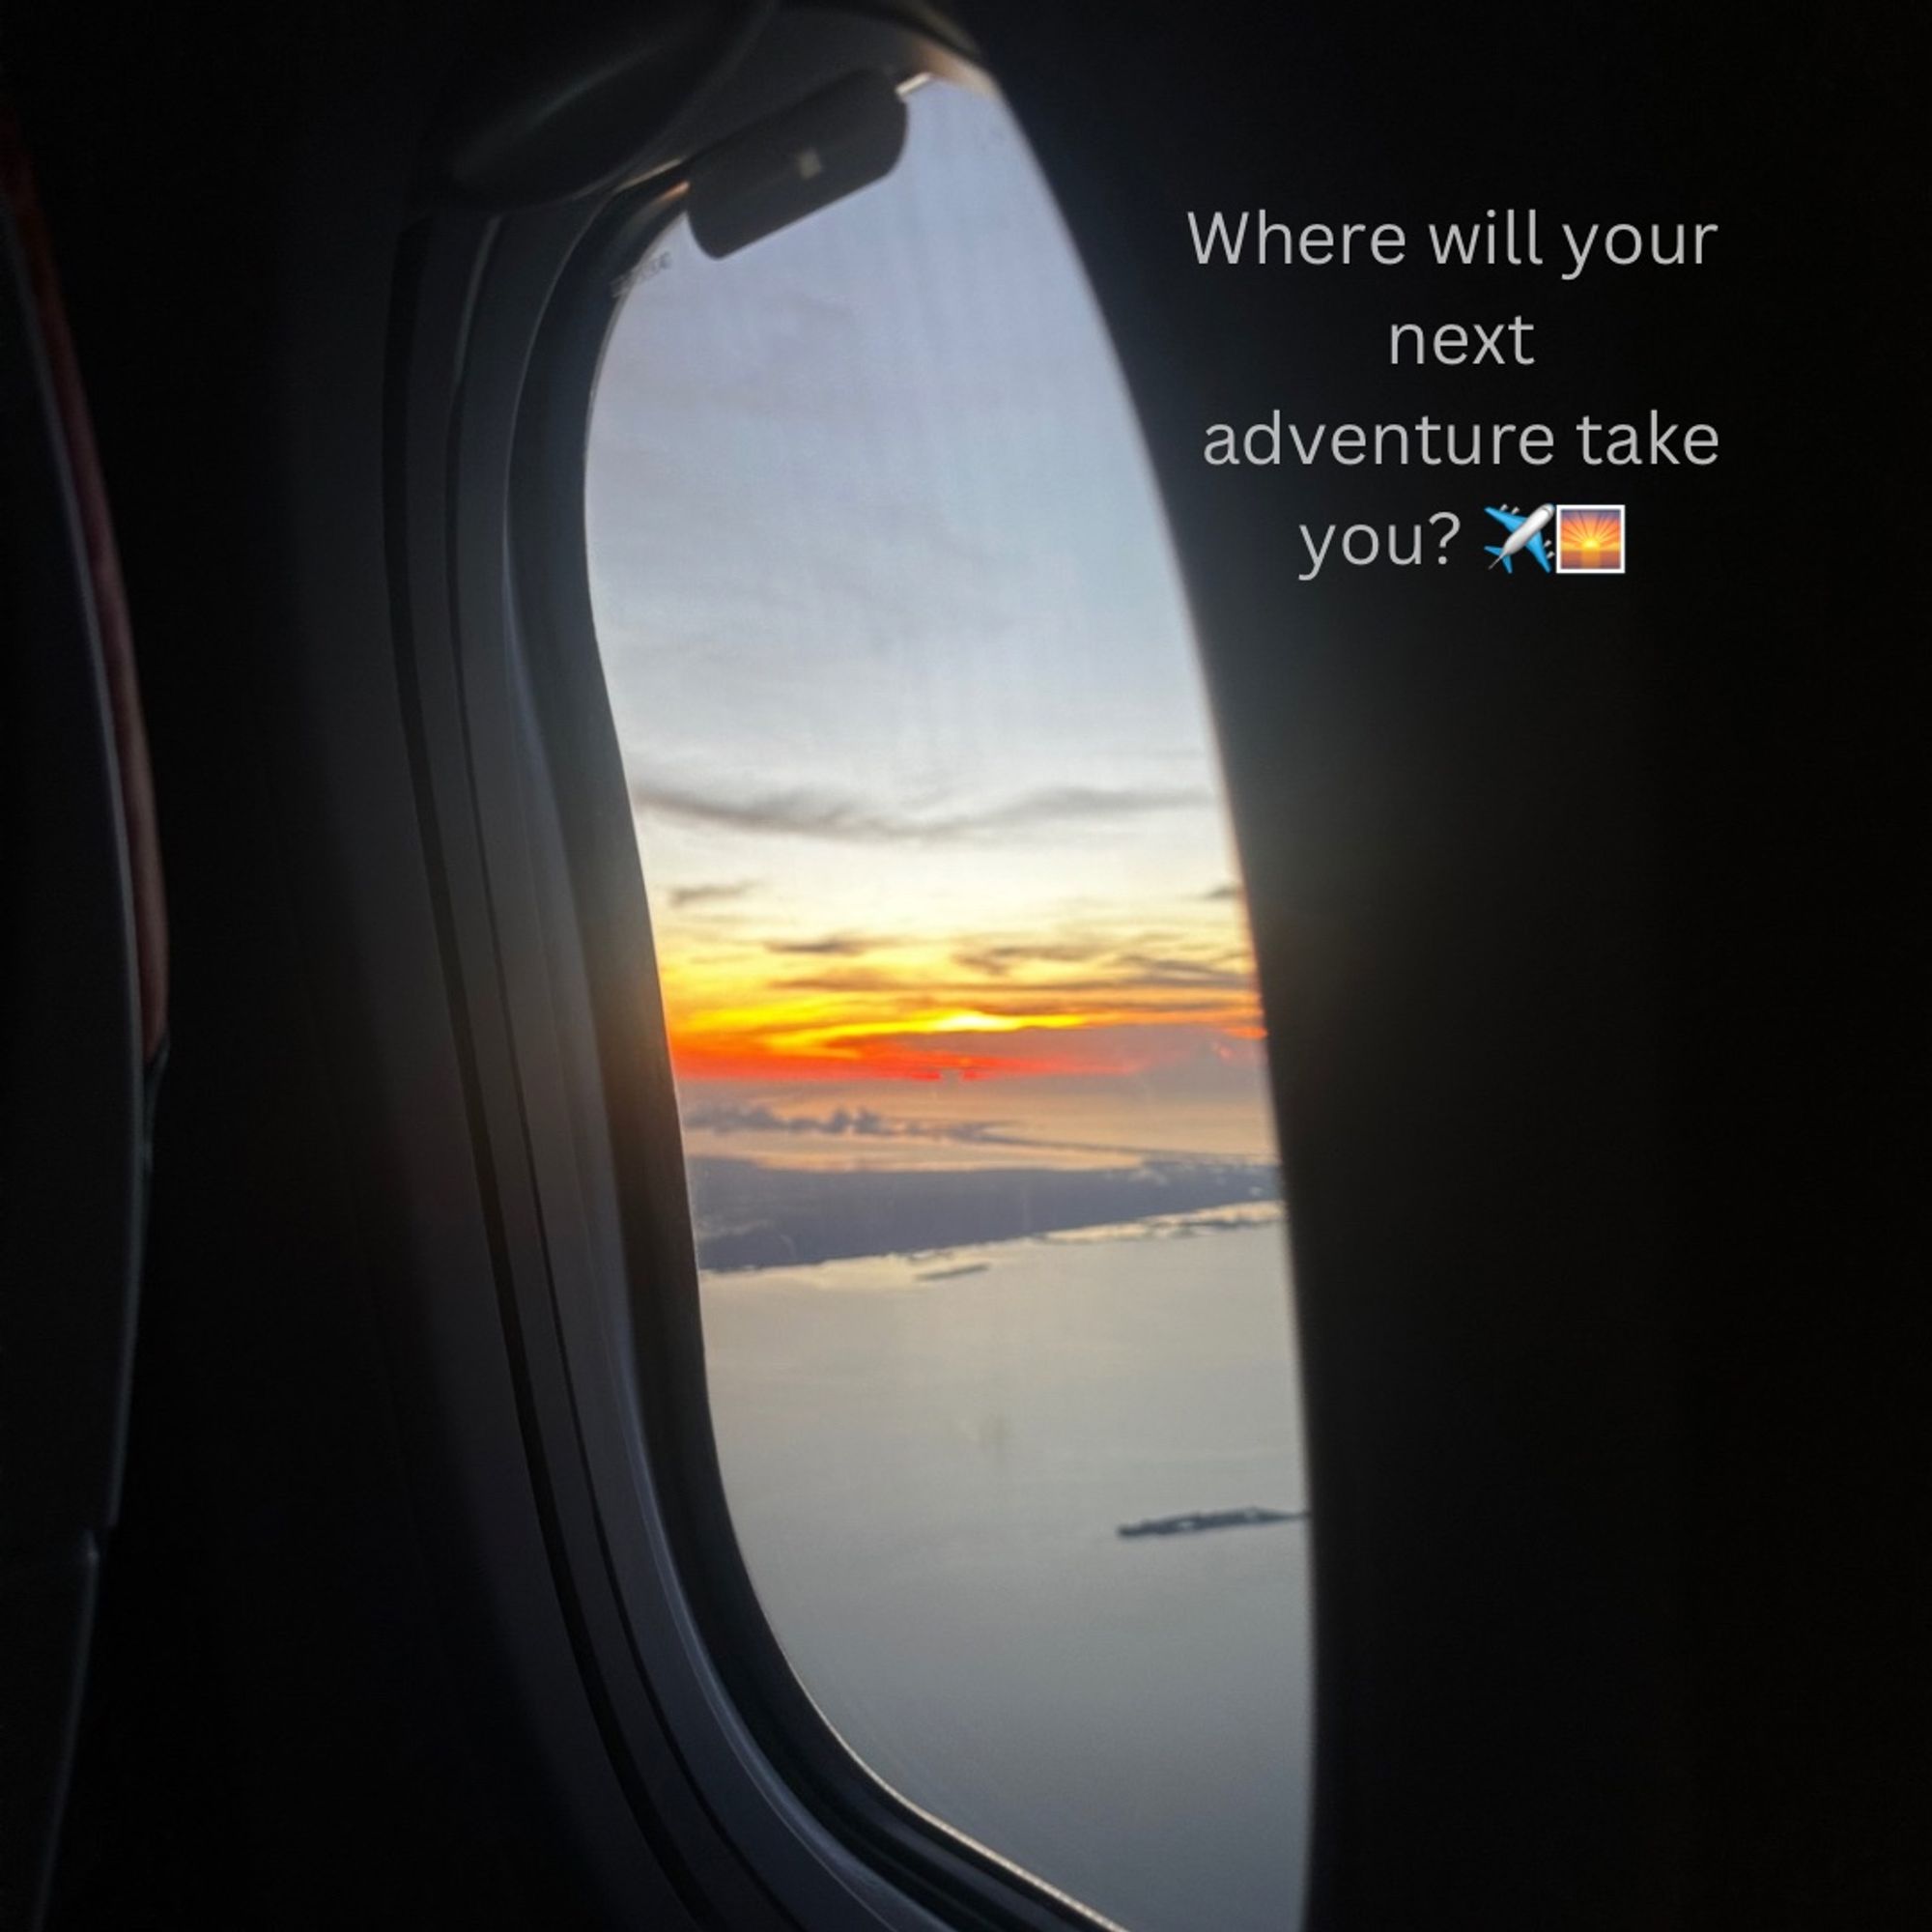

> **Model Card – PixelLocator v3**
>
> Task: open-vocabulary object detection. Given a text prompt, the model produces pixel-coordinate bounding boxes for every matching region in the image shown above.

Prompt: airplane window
[584,81,1310,1932]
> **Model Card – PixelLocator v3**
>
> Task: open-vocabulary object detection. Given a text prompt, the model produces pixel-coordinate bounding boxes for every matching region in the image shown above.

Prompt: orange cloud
[656,922,1265,1084]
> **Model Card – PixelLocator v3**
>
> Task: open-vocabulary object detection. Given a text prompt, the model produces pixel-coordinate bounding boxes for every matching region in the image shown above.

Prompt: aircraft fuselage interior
[2,4,1922,1929]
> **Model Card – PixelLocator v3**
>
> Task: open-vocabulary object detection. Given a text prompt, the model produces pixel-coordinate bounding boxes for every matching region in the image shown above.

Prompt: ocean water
[700,1212,1312,1932]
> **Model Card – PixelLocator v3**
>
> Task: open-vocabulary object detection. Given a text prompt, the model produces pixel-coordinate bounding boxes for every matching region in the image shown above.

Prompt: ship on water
[1117,1505,1307,1539]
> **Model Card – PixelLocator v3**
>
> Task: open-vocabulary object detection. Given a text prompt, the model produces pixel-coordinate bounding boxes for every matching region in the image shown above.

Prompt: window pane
[585,80,1309,1932]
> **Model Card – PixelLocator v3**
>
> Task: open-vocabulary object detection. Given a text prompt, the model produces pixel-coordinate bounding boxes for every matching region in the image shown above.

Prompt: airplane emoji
[1483,501,1555,573]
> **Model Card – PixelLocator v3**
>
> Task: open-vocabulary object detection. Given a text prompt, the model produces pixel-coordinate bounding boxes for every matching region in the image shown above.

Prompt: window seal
[388,30,1134,1932]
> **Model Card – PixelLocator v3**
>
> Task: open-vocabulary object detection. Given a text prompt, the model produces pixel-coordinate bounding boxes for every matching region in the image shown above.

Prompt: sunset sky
[585,82,1279,1172]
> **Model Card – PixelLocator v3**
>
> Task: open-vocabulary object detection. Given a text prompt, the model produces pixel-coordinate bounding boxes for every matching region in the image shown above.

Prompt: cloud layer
[632,780,1211,844]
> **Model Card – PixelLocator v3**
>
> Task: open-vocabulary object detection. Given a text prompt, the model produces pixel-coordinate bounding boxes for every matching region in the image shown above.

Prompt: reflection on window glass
[585,79,1310,1932]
